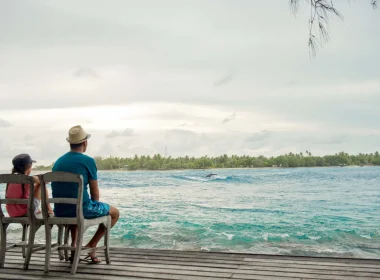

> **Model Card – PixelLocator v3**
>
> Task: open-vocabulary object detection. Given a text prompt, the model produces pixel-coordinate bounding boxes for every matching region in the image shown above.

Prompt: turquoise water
[1,167,380,258]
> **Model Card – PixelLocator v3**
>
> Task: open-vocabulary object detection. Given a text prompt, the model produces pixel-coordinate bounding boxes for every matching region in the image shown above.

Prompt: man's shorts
[82,200,110,219]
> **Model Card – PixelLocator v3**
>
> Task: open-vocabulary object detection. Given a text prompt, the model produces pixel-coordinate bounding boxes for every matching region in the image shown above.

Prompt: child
[5,154,53,217]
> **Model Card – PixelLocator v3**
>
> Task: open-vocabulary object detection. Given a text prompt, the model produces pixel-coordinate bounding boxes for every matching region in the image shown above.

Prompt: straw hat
[66,125,91,144]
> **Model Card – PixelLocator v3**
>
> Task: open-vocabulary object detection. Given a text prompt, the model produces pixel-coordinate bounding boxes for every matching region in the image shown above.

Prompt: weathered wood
[243,257,380,268]
[111,247,380,263]
[0,174,44,269]
[47,198,77,204]
[103,247,380,265]
[6,251,380,274]
[0,268,148,280]
[41,172,81,184]
[239,263,380,273]
[0,199,28,205]
[234,267,380,277]
[5,252,240,269]
[6,250,246,265]
[1,247,380,280]
[39,172,111,274]
[7,248,380,269]
[5,256,380,279]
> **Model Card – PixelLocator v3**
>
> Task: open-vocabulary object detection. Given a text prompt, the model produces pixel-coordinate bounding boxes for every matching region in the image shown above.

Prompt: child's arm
[32,175,40,186]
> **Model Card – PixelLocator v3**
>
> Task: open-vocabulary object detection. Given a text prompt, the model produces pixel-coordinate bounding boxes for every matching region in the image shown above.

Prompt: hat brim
[66,134,91,144]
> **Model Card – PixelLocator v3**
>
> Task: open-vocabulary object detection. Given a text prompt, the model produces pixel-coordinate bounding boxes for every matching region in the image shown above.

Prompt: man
[52,125,119,263]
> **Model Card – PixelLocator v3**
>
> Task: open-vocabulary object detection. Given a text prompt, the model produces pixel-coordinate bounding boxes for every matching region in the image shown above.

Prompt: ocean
[1,167,379,258]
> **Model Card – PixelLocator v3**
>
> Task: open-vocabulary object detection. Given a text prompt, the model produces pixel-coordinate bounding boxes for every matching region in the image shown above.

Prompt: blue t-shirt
[52,152,98,217]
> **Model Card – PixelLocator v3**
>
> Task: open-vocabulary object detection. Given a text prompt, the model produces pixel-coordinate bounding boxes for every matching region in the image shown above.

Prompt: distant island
[34,151,380,171]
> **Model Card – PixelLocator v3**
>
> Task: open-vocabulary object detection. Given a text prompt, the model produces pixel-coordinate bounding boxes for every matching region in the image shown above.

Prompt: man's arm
[89,180,100,201]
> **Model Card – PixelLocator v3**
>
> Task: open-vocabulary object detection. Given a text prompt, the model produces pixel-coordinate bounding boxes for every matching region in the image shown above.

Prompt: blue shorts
[83,200,110,219]
[54,200,110,219]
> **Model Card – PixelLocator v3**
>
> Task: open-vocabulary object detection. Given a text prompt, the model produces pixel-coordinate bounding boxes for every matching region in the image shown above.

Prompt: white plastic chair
[40,171,111,274]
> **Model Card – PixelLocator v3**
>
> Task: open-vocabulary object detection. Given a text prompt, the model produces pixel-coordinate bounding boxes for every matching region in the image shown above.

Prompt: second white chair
[40,171,111,274]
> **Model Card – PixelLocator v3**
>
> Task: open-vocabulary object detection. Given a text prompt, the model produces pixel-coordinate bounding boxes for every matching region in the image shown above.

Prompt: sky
[0,0,379,168]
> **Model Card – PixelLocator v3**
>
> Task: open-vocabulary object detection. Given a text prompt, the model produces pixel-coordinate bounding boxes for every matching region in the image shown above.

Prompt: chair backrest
[39,172,84,223]
[0,174,36,220]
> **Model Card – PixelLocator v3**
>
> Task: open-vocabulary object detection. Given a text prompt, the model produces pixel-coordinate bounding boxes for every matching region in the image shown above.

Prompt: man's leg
[70,225,78,247]
[69,225,78,261]
[85,206,119,260]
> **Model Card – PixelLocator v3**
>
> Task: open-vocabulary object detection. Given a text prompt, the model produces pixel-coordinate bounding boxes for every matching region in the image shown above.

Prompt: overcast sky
[0,0,379,168]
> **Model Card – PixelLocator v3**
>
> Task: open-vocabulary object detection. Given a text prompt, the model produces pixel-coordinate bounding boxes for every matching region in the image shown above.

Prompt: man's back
[52,151,97,217]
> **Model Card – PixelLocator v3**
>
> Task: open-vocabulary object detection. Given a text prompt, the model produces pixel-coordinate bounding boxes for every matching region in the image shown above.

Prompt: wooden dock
[0,247,379,279]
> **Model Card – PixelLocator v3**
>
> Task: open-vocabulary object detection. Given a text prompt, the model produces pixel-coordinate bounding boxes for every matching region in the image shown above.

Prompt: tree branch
[290,0,377,56]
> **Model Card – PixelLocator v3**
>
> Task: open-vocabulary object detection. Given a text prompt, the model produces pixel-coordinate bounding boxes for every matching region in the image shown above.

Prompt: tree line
[34,151,380,171]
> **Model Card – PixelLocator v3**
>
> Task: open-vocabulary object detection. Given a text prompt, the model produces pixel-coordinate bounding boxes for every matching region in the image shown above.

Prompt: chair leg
[104,216,111,264]
[43,225,52,273]
[71,227,83,275]
[21,225,28,258]
[57,225,64,260]
[24,224,40,270]
[0,223,9,268]
[64,225,70,262]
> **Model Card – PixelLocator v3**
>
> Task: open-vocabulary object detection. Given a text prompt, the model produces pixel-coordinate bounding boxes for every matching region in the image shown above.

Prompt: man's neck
[70,149,84,153]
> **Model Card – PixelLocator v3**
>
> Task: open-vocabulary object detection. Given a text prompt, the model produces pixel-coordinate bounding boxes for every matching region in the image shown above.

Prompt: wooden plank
[112,250,245,261]
[5,261,234,278]
[234,267,380,278]
[47,198,77,204]
[6,257,380,279]
[6,251,245,265]
[3,247,380,280]
[108,248,380,266]
[4,253,240,269]
[112,247,253,256]
[7,249,380,270]
[41,172,81,184]
[0,268,153,280]
[239,263,380,273]
[243,256,380,265]
[0,275,50,280]
[108,248,248,260]
[243,258,380,269]
[0,199,28,204]
[232,270,380,280]
[4,263,233,280]
[4,257,239,274]
[8,246,380,267]
[112,247,380,264]
[7,254,380,278]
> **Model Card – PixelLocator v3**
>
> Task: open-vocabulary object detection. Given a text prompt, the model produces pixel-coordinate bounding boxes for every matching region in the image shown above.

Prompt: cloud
[242,130,275,151]
[120,129,134,137]
[311,134,348,145]
[213,70,236,87]
[222,112,236,124]
[105,130,121,138]
[24,134,38,146]
[246,130,274,142]
[73,67,99,78]
[0,0,379,169]
[164,129,197,138]
[0,119,12,128]
[105,129,134,138]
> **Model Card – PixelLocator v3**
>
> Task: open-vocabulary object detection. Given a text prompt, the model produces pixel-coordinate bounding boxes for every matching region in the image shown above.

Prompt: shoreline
[33,165,377,172]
